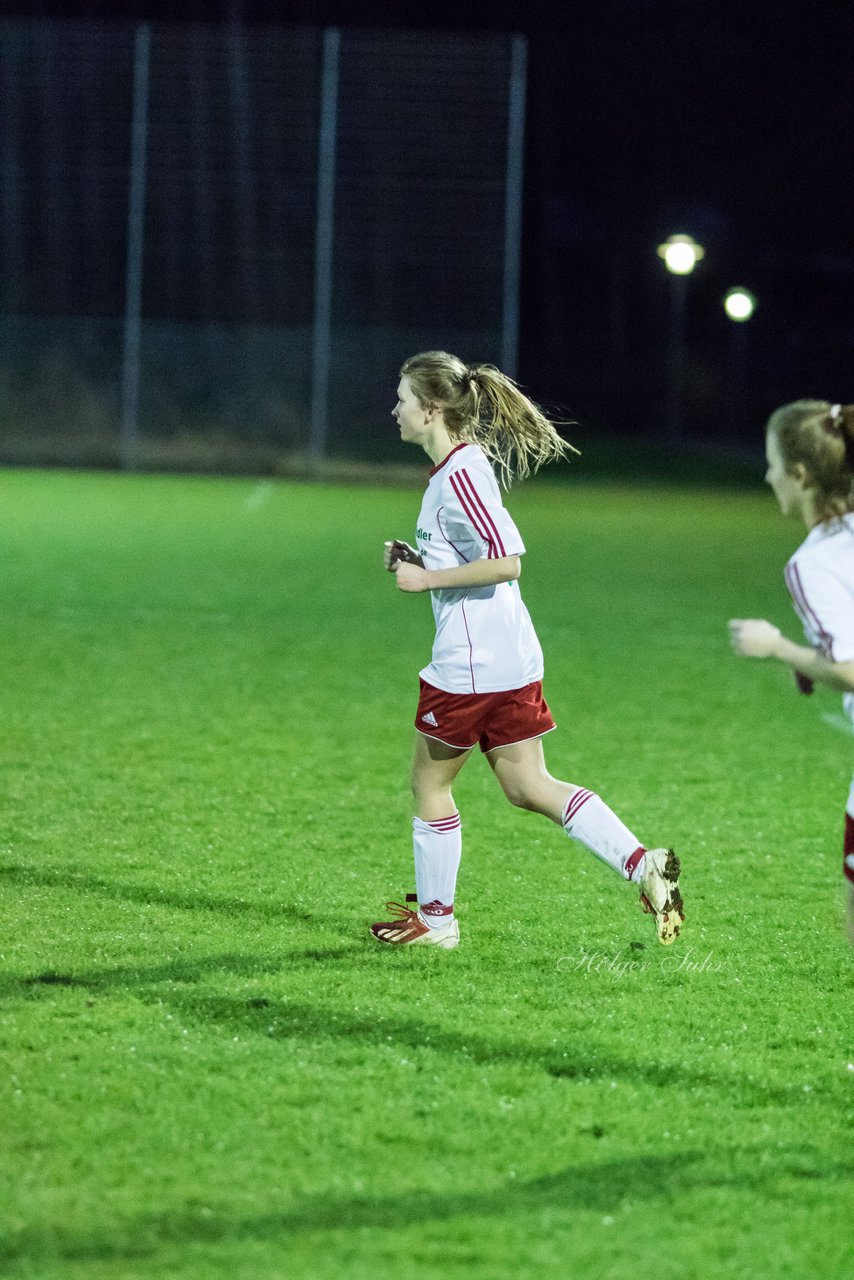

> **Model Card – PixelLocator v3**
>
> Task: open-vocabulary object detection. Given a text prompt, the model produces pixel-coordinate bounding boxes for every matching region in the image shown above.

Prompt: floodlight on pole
[657,233,705,276]
[723,287,757,322]
[723,288,756,436]
[657,235,704,440]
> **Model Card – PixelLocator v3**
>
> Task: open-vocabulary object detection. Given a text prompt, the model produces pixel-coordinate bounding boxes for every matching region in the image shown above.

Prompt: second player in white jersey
[730,399,854,945]
[784,513,854,723]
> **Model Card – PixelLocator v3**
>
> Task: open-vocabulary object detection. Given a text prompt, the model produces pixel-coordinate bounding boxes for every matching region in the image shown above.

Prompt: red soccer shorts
[414,678,556,753]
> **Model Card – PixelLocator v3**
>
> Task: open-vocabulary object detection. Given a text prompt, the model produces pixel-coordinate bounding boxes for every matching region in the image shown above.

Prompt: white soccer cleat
[638,848,684,945]
[370,895,460,950]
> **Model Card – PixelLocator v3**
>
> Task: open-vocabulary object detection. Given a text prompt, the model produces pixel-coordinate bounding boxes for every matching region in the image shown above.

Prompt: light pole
[723,287,757,437]
[657,234,704,442]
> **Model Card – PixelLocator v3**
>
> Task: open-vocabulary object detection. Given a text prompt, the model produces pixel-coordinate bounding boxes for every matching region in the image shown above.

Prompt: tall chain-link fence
[1,20,525,472]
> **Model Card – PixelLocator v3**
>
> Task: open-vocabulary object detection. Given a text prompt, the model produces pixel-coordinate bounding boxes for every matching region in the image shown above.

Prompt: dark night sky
[5,0,853,441]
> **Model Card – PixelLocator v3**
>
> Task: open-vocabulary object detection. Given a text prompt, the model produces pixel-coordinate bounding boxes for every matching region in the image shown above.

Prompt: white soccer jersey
[415,443,544,694]
[785,513,854,720]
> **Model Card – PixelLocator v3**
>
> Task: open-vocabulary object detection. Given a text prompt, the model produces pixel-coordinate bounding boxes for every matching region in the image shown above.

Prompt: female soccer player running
[730,400,854,945]
[370,350,683,950]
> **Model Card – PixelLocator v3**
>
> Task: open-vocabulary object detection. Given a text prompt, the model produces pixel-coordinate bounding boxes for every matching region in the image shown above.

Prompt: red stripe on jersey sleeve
[449,471,497,556]
[452,468,508,558]
[785,561,834,657]
[457,469,508,557]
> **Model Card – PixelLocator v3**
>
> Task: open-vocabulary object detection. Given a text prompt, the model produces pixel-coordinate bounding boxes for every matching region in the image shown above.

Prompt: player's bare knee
[502,783,540,812]
[506,779,559,815]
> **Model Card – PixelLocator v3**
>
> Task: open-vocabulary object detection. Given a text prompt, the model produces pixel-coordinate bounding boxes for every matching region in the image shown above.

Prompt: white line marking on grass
[245,480,273,511]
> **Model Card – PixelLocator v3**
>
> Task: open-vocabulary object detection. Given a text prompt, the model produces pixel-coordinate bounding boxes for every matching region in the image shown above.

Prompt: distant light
[724,287,757,322]
[657,234,705,276]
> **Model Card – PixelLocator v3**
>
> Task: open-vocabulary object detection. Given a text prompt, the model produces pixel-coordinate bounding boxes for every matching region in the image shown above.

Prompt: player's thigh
[411,731,471,796]
[486,736,548,797]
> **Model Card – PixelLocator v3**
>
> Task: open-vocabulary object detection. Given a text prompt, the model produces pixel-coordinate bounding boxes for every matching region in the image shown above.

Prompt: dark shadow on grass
[2,874,817,1109]
[3,1146,850,1266]
[1,947,366,1001]
[3,945,808,1106]
[0,862,327,926]
[8,941,801,1109]
[155,990,809,1107]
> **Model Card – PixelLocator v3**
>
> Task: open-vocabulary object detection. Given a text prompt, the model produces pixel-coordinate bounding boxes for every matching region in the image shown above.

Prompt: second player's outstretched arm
[729,618,854,692]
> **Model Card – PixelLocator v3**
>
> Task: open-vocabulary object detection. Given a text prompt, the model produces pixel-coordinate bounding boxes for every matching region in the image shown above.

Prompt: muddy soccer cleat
[639,848,684,945]
[370,894,460,950]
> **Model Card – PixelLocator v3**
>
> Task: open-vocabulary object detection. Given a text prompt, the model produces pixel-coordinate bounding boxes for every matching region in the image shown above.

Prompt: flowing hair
[400,350,577,487]
[768,399,854,523]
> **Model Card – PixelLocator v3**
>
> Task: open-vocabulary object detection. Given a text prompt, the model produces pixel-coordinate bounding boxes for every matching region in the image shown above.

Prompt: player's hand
[383,540,422,571]
[728,618,782,659]
[392,561,430,592]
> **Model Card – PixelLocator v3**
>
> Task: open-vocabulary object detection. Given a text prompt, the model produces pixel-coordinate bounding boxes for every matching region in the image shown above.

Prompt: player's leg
[486,737,643,872]
[486,737,683,943]
[411,733,469,925]
[411,730,471,821]
[370,733,470,949]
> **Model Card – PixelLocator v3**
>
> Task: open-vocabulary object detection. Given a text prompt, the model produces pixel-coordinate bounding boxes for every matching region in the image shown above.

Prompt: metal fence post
[120,22,151,471]
[309,27,340,467]
[501,34,527,380]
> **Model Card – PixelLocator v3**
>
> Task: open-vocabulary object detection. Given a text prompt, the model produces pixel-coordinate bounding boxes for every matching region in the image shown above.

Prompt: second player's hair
[768,399,854,523]
[400,350,577,487]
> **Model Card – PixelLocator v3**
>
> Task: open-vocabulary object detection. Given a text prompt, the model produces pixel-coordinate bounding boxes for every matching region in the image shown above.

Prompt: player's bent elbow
[504,556,521,582]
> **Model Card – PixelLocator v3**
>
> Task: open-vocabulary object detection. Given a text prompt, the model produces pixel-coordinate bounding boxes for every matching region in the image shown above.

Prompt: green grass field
[1,467,851,1280]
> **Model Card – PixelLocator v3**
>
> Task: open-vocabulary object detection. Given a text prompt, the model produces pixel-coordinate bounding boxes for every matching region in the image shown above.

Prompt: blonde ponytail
[400,350,577,487]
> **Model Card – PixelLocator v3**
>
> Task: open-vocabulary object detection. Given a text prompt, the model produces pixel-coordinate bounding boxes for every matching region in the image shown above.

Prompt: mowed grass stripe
[0,468,850,1280]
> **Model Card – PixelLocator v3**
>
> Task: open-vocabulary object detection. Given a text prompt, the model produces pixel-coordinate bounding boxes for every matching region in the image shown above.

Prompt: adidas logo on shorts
[421,711,439,727]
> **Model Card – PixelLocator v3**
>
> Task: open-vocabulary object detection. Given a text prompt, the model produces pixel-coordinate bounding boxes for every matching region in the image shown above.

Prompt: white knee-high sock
[413,813,461,926]
[562,789,646,881]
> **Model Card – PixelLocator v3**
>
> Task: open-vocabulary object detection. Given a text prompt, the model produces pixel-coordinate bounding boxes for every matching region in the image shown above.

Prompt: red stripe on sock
[421,900,454,917]
[428,813,461,832]
[563,789,594,827]
[624,845,646,881]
